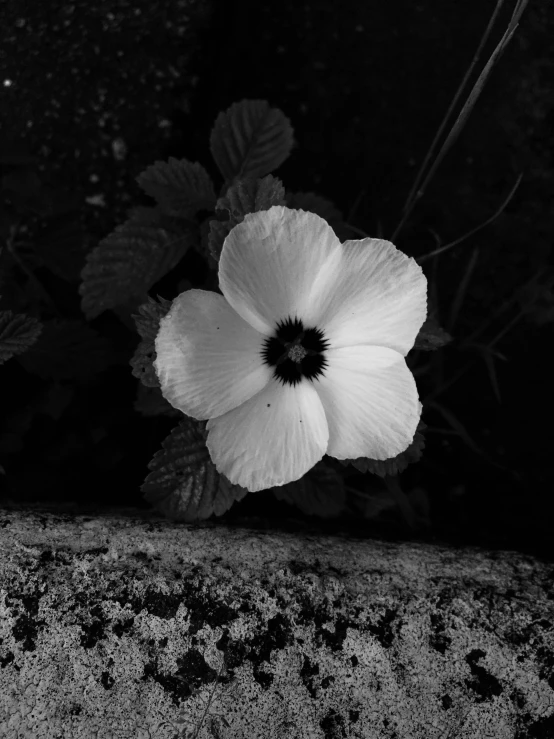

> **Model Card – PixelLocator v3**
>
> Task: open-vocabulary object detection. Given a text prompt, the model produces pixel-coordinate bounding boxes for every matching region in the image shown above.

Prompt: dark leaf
[80,215,196,319]
[414,315,452,351]
[130,295,173,387]
[210,99,294,183]
[136,158,216,218]
[142,417,249,521]
[0,311,42,364]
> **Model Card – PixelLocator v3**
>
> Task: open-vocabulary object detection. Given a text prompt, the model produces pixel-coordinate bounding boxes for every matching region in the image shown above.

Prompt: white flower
[155,206,427,492]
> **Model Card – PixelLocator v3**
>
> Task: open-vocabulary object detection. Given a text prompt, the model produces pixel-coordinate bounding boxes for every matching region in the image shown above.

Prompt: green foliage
[272,460,346,518]
[130,295,173,388]
[339,420,427,478]
[136,158,216,218]
[79,215,197,319]
[207,175,286,262]
[0,310,42,364]
[142,417,248,521]
[210,99,294,184]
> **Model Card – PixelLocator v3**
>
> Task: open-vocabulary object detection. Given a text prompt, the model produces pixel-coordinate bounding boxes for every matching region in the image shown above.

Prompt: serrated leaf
[132,294,173,341]
[136,158,216,218]
[272,460,345,518]
[199,217,218,268]
[207,175,286,262]
[339,420,426,478]
[79,217,196,319]
[142,417,249,521]
[210,99,294,183]
[134,383,180,417]
[130,295,173,387]
[16,319,115,381]
[0,311,42,364]
[413,314,452,351]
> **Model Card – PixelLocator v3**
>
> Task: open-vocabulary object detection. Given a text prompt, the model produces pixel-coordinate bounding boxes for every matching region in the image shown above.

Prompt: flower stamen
[287,344,308,363]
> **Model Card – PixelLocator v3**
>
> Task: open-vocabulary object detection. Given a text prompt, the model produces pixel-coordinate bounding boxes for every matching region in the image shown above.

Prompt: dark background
[0,0,552,557]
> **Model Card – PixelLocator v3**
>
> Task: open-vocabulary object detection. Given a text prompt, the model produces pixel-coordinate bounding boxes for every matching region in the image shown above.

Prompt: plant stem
[416,173,523,264]
[391,0,528,242]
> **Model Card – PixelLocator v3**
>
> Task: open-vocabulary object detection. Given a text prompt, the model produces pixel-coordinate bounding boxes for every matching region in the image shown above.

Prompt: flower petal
[155,289,272,420]
[314,238,427,356]
[206,378,329,492]
[218,206,343,334]
[312,345,422,460]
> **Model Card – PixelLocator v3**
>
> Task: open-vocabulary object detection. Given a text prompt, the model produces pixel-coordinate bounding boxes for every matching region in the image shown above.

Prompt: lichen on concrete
[0,507,553,738]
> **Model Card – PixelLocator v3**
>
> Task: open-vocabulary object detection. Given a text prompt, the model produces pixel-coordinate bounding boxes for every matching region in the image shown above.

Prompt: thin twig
[423,306,524,404]
[423,360,473,405]
[346,188,366,223]
[460,295,516,348]
[410,14,525,214]
[486,306,526,349]
[401,0,506,222]
[391,0,528,242]
[416,172,523,264]
[344,222,370,238]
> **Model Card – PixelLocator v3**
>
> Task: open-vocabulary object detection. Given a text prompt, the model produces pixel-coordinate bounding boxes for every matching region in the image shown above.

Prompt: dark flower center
[261,316,329,386]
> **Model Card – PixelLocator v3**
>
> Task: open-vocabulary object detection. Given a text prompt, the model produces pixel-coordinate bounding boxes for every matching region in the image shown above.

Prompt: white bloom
[155,206,427,492]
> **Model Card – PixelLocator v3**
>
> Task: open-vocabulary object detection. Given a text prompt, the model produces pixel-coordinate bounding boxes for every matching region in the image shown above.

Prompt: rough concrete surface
[0,507,553,739]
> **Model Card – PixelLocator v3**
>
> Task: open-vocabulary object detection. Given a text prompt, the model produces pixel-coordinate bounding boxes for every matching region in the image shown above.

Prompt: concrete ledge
[0,506,553,738]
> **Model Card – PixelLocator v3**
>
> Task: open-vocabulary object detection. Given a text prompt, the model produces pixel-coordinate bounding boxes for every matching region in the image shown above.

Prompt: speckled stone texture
[0,507,553,738]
